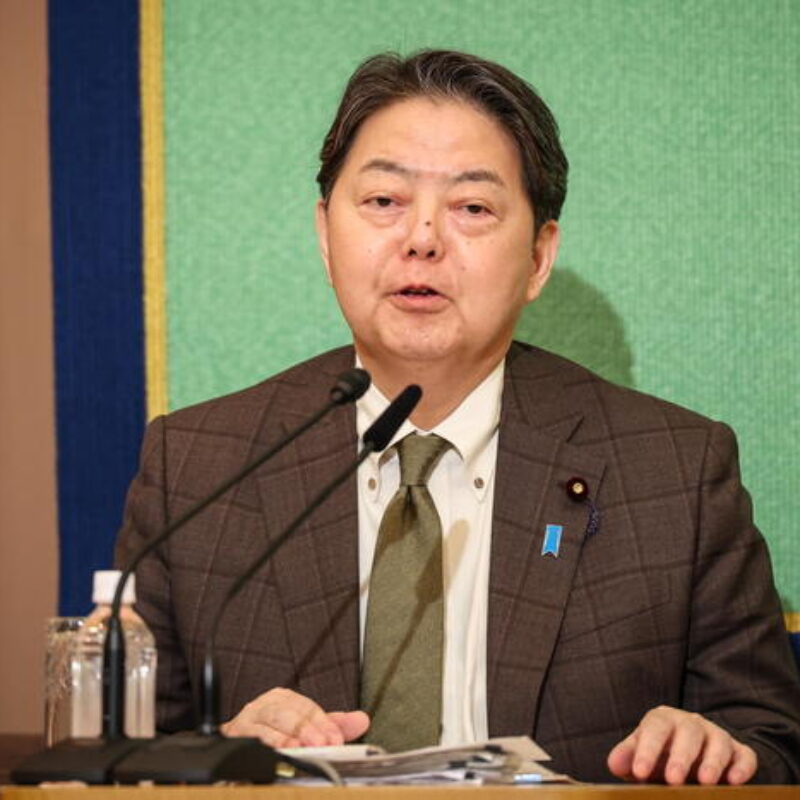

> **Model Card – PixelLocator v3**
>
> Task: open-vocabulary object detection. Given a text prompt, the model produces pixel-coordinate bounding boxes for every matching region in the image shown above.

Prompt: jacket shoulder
[160,346,355,434]
[505,341,731,454]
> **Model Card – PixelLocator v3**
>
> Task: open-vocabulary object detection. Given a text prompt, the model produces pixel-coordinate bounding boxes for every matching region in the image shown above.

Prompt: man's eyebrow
[358,159,505,188]
[359,158,413,177]
[450,168,505,187]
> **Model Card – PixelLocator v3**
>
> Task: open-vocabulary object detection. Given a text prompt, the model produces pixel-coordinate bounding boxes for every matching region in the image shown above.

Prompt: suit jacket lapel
[254,350,361,711]
[488,345,606,735]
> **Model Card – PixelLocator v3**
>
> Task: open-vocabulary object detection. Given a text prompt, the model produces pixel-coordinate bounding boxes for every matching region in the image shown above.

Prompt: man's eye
[369,196,394,208]
[464,204,488,215]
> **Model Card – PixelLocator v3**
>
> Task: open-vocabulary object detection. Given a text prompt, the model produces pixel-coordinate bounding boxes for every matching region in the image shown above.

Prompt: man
[116,50,800,783]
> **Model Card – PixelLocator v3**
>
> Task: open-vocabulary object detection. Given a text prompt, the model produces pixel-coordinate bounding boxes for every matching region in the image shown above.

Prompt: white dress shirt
[356,361,503,746]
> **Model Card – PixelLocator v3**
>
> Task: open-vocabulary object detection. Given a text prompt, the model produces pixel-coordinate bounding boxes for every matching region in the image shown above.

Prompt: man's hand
[607,705,757,785]
[221,687,370,748]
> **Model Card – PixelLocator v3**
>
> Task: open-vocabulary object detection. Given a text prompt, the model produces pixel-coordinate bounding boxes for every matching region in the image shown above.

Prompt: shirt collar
[355,358,504,500]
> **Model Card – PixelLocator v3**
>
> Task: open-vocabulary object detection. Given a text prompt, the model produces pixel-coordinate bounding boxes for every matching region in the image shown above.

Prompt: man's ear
[314,198,333,285]
[525,220,560,303]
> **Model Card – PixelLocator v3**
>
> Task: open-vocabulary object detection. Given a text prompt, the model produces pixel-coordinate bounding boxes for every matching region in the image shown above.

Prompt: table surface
[2,785,800,799]
[1,736,798,798]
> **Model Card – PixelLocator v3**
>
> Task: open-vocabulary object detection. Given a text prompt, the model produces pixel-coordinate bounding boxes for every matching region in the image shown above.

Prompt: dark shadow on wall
[515,267,635,388]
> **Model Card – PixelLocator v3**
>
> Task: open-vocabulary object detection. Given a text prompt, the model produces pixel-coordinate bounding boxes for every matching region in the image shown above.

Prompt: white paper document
[278,735,572,785]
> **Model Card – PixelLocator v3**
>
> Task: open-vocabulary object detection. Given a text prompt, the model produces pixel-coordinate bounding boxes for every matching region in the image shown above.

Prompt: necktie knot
[397,433,450,487]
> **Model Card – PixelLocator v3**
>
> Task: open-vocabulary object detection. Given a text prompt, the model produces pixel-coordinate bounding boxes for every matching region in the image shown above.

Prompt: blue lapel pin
[541,524,563,558]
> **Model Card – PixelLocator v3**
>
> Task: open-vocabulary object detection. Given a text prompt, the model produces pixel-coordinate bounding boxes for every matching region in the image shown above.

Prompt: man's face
[316,97,559,374]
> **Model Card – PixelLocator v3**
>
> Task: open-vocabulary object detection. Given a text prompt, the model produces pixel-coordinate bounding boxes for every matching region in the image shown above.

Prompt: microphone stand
[12,370,370,785]
[111,385,420,784]
[110,446,374,783]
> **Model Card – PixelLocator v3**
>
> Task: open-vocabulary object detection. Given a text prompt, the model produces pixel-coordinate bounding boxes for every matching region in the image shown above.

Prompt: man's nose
[402,209,444,262]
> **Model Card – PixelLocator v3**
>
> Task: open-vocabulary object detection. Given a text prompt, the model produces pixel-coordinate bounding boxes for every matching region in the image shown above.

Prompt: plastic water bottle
[70,570,157,738]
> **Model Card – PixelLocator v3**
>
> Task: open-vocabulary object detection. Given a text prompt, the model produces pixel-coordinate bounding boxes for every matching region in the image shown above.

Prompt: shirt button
[368,477,377,491]
[474,476,485,489]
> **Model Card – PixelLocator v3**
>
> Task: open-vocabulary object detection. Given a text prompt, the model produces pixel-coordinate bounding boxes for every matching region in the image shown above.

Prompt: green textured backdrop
[162,0,800,611]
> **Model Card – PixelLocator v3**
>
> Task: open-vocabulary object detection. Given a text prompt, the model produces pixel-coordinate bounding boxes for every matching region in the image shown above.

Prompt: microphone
[111,384,421,784]
[12,368,370,786]
[363,383,421,450]
[331,368,371,404]
[103,367,370,740]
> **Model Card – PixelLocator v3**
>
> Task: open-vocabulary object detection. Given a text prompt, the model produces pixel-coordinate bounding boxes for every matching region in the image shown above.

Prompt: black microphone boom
[111,384,421,785]
[103,367,370,741]
[12,369,370,786]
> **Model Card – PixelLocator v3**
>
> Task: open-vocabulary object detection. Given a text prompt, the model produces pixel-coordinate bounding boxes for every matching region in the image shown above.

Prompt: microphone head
[362,384,422,452]
[330,368,371,405]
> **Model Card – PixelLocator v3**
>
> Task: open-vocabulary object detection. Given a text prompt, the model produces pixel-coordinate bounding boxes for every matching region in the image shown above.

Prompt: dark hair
[317,50,568,229]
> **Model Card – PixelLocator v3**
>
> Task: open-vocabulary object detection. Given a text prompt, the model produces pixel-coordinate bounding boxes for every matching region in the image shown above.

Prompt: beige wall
[0,0,59,733]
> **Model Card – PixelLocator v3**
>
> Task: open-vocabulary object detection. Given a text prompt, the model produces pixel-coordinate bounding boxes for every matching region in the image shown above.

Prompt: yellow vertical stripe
[140,0,168,419]
[786,613,800,634]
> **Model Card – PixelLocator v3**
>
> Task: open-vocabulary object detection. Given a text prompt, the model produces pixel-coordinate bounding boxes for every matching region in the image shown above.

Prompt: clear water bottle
[70,570,157,738]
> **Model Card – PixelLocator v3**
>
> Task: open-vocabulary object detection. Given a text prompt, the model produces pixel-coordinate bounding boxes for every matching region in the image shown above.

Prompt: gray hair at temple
[317,49,569,231]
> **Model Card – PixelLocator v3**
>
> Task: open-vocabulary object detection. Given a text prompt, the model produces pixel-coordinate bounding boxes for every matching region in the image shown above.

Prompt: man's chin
[371,336,461,368]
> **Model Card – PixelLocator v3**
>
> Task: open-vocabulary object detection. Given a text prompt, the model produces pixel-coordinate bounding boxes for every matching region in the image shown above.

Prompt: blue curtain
[49,0,146,614]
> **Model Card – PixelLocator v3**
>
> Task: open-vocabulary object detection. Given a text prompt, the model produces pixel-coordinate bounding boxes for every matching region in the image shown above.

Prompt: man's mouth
[388,284,448,311]
[396,285,440,297]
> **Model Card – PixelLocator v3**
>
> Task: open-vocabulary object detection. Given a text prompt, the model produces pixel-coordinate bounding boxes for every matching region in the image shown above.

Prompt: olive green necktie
[361,432,451,752]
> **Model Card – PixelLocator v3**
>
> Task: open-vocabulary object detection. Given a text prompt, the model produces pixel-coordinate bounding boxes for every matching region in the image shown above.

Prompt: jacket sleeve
[685,420,800,782]
[114,415,196,733]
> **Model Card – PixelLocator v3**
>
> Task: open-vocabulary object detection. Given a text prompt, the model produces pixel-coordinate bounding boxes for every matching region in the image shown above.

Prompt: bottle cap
[92,570,136,605]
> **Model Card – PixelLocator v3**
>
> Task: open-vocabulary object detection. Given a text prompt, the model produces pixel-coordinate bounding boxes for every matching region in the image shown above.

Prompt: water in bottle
[70,570,157,738]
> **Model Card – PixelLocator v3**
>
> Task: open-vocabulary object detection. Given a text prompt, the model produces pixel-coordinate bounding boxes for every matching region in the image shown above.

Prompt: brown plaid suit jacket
[116,342,800,782]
